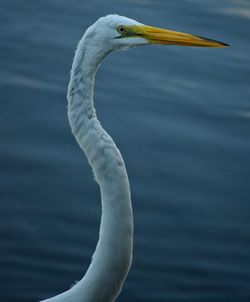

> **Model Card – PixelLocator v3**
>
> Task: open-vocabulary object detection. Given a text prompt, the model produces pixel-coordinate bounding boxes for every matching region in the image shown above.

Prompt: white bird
[41,14,228,302]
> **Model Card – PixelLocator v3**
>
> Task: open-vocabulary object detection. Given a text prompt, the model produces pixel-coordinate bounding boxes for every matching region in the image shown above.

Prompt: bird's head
[84,14,228,55]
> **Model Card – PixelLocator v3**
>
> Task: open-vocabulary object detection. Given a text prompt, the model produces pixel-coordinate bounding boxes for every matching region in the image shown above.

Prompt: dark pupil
[119,27,125,33]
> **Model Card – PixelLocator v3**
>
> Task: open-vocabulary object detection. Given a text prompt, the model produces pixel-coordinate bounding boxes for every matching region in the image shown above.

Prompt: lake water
[1,0,250,301]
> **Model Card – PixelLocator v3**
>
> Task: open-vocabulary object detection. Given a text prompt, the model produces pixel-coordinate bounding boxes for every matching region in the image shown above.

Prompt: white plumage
[40,14,227,302]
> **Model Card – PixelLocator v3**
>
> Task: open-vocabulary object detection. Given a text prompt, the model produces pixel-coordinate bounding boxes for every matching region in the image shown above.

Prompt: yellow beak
[132,25,229,48]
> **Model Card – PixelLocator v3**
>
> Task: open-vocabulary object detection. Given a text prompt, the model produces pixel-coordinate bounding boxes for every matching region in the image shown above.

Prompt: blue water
[1,0,250,301]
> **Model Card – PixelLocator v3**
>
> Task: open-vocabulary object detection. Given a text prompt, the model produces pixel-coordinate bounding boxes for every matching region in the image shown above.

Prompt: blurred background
[1,0,250,301]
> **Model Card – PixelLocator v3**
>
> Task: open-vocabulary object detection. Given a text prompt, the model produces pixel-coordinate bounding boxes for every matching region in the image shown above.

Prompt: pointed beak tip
[196,35,230,48]
[221,42,230,47]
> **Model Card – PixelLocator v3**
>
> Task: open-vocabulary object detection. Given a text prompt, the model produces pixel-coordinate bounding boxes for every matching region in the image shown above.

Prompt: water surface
[1,0,250,301]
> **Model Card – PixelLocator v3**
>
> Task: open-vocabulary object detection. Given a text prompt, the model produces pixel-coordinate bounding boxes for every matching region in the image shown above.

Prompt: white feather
[40,14,144,302]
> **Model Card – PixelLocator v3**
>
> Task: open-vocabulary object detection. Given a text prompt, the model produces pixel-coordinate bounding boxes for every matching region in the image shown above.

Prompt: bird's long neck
[46,36,133,302]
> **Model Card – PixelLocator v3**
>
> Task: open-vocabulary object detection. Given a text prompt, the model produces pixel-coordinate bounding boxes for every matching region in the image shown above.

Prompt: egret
[41,14,228,302]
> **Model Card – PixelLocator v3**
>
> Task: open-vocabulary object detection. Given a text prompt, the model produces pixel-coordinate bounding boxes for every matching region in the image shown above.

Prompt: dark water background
[1,0,250,301]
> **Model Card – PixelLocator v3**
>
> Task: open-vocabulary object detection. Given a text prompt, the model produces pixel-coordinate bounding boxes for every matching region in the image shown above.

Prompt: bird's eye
[117,26,127,35]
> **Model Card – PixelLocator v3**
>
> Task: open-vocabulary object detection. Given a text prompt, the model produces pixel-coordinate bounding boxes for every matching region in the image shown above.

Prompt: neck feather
[43,35,133,302]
